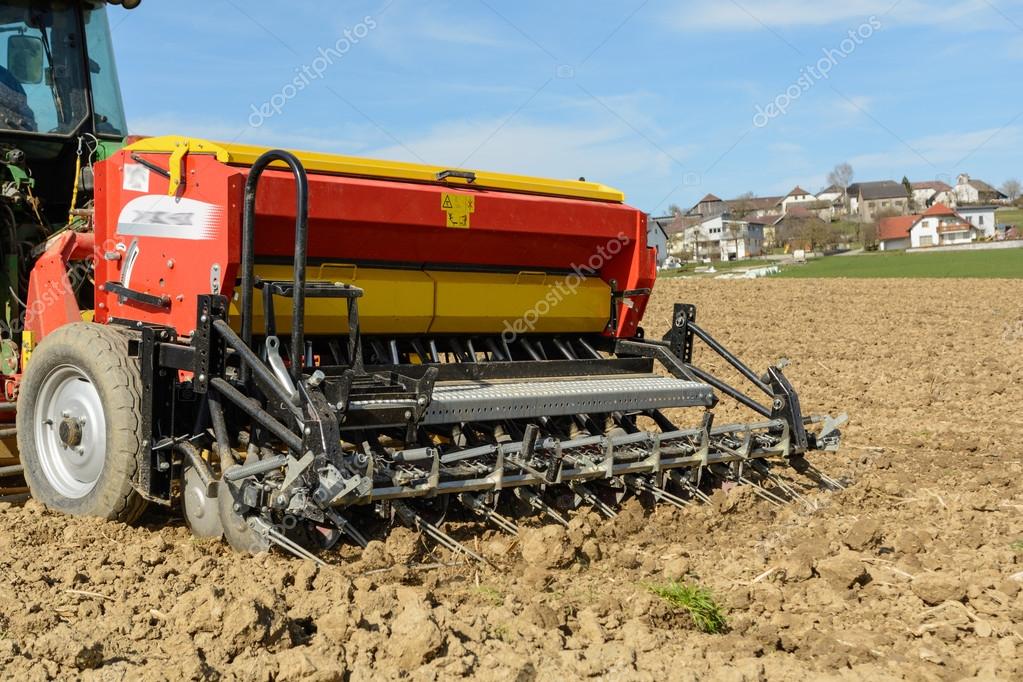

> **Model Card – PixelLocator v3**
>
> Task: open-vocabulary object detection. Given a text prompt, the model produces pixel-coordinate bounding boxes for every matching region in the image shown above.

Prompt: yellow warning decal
[441,193,475,229]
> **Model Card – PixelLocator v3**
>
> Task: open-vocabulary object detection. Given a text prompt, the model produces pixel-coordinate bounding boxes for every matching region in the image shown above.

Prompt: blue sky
[110,0,1023,213]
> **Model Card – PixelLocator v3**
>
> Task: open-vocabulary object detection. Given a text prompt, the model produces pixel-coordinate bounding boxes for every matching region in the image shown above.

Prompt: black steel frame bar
[239,149,310,385]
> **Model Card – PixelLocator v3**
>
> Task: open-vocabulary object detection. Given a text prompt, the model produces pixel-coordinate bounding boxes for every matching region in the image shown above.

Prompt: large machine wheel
[17,323,147,523]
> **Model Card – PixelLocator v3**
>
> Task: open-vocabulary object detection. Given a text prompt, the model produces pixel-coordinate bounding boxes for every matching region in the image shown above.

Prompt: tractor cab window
[0,1,88,135]
[83,5,126,137]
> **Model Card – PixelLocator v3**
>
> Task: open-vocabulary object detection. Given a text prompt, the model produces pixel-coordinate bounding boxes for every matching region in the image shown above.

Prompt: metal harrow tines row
[261,419,845,563]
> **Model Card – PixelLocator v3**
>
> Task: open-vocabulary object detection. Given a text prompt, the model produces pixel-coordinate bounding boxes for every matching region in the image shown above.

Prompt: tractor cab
[0,1,131,214]
[0,1,136,368]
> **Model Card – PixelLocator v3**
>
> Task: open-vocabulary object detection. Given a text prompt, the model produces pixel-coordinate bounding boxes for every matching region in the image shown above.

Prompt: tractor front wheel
[17,323,147,523]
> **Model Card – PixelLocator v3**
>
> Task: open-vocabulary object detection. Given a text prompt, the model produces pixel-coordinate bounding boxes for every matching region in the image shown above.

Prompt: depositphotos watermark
[753,16,881,128]
[501,232,631,343]
[249,15,378,128]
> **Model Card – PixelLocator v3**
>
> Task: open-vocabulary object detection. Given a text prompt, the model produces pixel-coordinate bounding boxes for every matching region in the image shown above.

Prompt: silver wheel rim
[33,365,106,499]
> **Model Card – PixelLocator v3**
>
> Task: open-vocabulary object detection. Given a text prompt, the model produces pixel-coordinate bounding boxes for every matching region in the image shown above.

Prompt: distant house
[816,184,848,216]
[690,193,725,218]
[847,181,910,221]
[911,180,954,208]
[954,174,1007,205]
[780,186,816,212]
[877,204,977,251]
[955,205,998,239]
[647,216,672,265]
[877,215,918,251]
[816,184,844,204]
[677,213,765,261]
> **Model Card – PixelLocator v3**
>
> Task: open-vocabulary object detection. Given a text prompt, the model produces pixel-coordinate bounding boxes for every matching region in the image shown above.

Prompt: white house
[954,174,1007,205]
[647,216,672,265]
[817,184,844,204]
[911,180,954,208]
[780,186,816,212]
[680,214,765,261]
[955,205,998,239]
[877,215,916,251]
[878,204,977,251]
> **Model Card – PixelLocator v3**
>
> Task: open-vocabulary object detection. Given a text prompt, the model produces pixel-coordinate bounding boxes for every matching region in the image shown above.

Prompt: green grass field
[996,208,1023,227]
[776,248,1023,278]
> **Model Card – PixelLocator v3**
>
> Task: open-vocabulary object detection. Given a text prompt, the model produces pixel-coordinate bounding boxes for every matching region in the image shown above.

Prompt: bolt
[404,410,413,420]
[304,426,312,435]
[417,396,428,406]
[233,503,242,512]
[200,314,208,323]
[166,259,175,269]
[198,374,206,382]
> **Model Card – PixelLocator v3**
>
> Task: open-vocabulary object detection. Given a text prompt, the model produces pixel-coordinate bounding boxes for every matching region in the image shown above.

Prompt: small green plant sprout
[648,582,728,634]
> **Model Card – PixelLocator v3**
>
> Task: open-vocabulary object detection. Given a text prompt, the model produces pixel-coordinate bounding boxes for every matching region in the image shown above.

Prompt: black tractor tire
[17,322,148,523]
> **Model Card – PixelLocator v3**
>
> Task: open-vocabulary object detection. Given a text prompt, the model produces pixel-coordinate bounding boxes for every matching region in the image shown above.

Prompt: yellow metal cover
[231,265,611,336]
[126,136,626,203]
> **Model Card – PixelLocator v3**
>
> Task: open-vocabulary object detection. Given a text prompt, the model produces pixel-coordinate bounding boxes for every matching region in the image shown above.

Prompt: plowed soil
[1,278,1021,681]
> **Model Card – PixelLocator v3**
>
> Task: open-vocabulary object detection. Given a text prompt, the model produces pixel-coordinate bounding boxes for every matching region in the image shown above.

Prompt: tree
[827,162,854,213]
[667,203,685,217]
[902,176,915,210]
[866,208,901,251]
[861,221,879,250]
[1002,178,1021,202]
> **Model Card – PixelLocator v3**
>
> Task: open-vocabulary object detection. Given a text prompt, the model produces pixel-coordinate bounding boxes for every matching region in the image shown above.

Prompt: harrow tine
[265,526,327,566]
[572,483,618,519]
[736,475,786,507]
[750,463,817,511]
[813,467,846,491]
[670,471,713,504]
[514,487,569,527]
[625,475,690,509]
[393,501,488,564]
[458,494,519,535]
[325,510,369,548]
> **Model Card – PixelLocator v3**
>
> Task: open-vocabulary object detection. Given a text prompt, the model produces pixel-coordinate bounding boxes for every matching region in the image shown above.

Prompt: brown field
[1,278,1022,681]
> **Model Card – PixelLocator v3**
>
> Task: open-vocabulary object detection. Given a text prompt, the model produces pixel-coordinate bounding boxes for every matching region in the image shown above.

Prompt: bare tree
[827,162,854,213]
[866,208,900,250]
[1002,178,1021,202]
[861,221,879,249]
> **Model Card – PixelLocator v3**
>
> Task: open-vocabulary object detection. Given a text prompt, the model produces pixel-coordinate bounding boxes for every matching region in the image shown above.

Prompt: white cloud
[849,126,1023,174]
[835,95,873,116]
[367,116,685,190]
[127,114,385,156]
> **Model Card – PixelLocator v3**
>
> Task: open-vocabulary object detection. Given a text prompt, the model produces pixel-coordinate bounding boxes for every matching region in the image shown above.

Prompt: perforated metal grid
[421,376,713,424]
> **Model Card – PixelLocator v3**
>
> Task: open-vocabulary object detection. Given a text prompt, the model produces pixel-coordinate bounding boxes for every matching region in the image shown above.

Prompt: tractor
[0,1,844,559]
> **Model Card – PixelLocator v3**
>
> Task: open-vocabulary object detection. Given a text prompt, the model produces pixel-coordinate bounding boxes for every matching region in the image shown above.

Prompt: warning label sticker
[441,193,475,229]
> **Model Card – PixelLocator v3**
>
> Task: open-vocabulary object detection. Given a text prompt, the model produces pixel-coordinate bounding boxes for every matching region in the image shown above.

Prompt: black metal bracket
[664,303,696,364]
[436,169,476,183]
[103,282,170,309]
[129,153,172,179]
[765,367,809,455]
[192,295,228,394]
